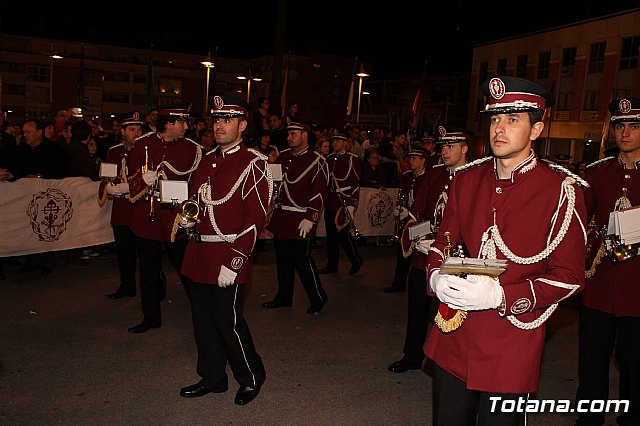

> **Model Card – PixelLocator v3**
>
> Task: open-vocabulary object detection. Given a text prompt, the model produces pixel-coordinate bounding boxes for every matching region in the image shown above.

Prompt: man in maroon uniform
[576,97,640,426]
[384,144,429,293]
[126,104,202,334]
[319,133,363,275]
[425,76,587,425]
[178,96,271,406]
[99,111,144,299]
[388,127,470,374]
[262,119,329,314]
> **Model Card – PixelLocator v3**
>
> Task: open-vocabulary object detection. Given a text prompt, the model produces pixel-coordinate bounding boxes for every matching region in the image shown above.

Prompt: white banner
[316,187,399,237]
[0,177,114,257]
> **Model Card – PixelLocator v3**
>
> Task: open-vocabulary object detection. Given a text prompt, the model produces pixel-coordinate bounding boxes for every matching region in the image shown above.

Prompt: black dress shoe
[306,299,326,315]
[106,291,136,299]
[387,359,423,373]
[234,385,261,405]
[348,259,363,275]
[180,380,228,398]
[318,267,337,274]
[383,286,405,293]
[128,321,161,334]
[262,300,292,309]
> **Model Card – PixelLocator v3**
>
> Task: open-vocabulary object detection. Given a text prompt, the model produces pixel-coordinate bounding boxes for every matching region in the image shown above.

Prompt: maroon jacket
[98,143,135,226]
[268,147,328,239]
[181,144,272,285]
[127,132,201,242]
[583,156,640,316]
[325,151,361,212]
[410,164,452,270]
[424,154,587,393]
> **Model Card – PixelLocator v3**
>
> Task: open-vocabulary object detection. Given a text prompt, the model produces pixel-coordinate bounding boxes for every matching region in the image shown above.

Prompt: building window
[588,41,606,73]
[496,58,507,76]
[479,61,488,84]
[3,83,26,96]
[557,91,570,111]
[583,90,598,110]
[104,71,130,83]
[27,65,49,83]
[620,36,639,70]
[562,47,577,66]
[537,51,551,80]
[516,55,527,78]
[159,79,182,97]
[103,93,130,103]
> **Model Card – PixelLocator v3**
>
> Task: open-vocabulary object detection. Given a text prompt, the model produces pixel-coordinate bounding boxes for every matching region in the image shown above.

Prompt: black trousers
[134,237,188,325]
[112,225,137,295]
[189,282,265,389]
[402,267,434,364]
[433,362,528,426]
[323,209,362,270]
[390,244,411,290]
[274,238,327,309]
[576,305,640,426]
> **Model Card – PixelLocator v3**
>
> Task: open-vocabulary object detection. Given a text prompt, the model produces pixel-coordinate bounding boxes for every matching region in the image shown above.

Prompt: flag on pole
[145,46,156,113]
[280,61,288,117]
[411,87,423,129]
[346,79,355,116]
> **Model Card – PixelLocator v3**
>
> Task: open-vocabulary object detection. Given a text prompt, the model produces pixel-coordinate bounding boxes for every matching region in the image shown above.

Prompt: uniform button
[496,187,502,194]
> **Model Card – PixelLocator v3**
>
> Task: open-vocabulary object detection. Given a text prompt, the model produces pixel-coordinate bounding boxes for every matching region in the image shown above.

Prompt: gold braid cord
[585,243,605,278]
[170,215,181,242]
[434,310,468,333]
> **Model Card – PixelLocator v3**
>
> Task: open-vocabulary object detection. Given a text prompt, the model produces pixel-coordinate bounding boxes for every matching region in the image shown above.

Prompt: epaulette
[280,147,292,154]
[136,131,154,141]
[454,156,493,174]
[401,169,414,176]
[107,143,124,151]
[586,156,615,169]
[540,159,589,187]
[431,163,446,169]
[247,147,268,161]
[346,152,359,158]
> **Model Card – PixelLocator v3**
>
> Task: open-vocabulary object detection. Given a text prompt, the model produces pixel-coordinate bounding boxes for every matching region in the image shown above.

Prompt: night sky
[1,1,638,78]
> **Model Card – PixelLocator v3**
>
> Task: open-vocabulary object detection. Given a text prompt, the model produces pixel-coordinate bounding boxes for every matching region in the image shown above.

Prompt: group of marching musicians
[96,82,639,424]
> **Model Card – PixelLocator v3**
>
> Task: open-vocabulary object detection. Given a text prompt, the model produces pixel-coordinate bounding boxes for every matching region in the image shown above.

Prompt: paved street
[0,242,621,425]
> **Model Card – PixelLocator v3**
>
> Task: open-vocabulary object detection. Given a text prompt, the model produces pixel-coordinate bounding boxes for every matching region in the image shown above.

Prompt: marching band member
[576,97,640,426]
[178,96,272,406]
[388,128,470,374]
[384,144,429,293]
[319,133,363,275]
[100,111,144,299]
[262,119,329,314]
[425,76,587,425]
[126,104,202,334]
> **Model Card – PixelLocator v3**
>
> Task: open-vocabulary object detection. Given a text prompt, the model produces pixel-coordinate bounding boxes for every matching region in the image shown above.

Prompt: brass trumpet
[586,223,638,278]
[331,175,363,239]
[142,145,158,223]
[178,199,200,225]
[391,191,406,244]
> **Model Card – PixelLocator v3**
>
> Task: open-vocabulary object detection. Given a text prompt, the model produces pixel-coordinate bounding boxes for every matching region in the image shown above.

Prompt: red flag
[411,87,423,128]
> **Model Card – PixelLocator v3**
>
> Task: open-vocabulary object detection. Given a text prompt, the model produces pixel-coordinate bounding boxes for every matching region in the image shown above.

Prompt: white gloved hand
[416,239,434,254]
[142,170,158,186]
[178,215,195,228]
[439,274,503,311]
[429,270,449,301]
[218,265,237,287]
[346,206,356,218]
[107,182,129,195]
[298,219,314,238]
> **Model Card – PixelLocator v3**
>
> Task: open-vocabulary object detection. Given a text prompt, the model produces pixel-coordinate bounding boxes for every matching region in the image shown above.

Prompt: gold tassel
[170,215,180,242]
[585,243,605,278]
[434,310,468,333]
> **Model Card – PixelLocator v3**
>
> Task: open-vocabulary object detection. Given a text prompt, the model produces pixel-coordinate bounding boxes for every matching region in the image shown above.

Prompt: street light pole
[356,66,369,126]
[201,55,215,114]
[237,67,262,104]
[49,53,63,105]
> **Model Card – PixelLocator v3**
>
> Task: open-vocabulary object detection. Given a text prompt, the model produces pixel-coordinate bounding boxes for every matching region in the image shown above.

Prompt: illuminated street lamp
[356,66,369,125]
[201,54,215,114]
[237,67,262,104]
[49,53,63,104]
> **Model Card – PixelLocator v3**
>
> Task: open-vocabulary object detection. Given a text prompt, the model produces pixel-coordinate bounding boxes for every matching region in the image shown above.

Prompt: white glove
[439,274,504,311]
[346,206,356,218]
[178,215,195,228]
[416,239,434,254]
[107,182,129,195]
[218,265,237,287]
[429,270,449,301]
[142,170,158,186]
[298,219,314,238]
[394,206,409,220]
